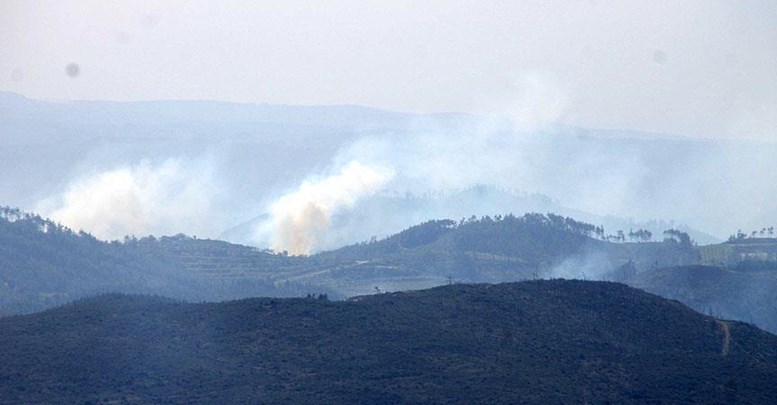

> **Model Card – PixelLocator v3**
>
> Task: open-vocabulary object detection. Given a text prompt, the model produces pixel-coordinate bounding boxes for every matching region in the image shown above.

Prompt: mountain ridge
[1,280,775,403]
[4,205,777,335]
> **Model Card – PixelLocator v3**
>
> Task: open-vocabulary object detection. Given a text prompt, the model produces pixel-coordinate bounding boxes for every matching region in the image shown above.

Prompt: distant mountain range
[3,91,775,247]
[0,91,455,213]
[2,280,776,403]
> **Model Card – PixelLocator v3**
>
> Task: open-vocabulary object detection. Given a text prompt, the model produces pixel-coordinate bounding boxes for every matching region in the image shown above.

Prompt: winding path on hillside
[715,320,731,356]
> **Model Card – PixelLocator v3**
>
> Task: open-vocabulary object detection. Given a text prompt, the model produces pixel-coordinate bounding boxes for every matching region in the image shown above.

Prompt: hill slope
[1,280,776,404]
[0,208,326,315]
[631,264,777,333]
[7,206,777,336]
[0,208,725,309]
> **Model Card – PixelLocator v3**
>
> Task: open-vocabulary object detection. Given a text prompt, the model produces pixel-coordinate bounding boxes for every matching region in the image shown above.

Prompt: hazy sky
[1,0,776,139]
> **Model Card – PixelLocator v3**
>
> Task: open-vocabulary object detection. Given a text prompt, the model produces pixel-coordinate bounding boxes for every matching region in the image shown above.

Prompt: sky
[1,0,776,139]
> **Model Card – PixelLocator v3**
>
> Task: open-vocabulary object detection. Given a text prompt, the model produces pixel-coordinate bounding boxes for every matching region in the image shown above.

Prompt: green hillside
[0,207,328,315]
[699,238,777,266]
[6,205,777,335]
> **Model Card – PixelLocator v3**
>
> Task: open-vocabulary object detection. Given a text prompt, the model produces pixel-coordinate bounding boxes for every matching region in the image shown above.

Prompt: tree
[634,229,653,242]
[663,229,692,247]
[595,226,605,240]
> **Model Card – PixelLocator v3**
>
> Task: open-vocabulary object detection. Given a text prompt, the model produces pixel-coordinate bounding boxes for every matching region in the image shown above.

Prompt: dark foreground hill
[1,280,776,404]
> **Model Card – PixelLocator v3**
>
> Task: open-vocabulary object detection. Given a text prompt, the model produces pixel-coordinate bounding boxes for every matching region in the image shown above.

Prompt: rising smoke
[252,161,394,255]
[248,74,568,254]
[37,158,220,240]
[249,73,777,254]
[26,72,777,253]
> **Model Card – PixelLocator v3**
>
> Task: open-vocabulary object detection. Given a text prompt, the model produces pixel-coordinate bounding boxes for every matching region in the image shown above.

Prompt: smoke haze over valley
[3,1,777,254]
[3,3,777,402]
[2,92,776,254]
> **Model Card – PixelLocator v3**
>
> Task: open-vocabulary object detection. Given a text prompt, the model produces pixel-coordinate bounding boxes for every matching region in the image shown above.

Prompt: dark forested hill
[1,280,775,404]
[0,208,195,314]
[0,207,328,315]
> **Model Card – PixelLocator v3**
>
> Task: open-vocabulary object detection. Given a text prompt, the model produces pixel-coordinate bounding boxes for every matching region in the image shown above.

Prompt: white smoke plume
[25,70,777,251]
[475,72,570,132]
[37,158,219,240]
[246,72,777,249]
[548,250,616,281]
[255,161,394,255]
